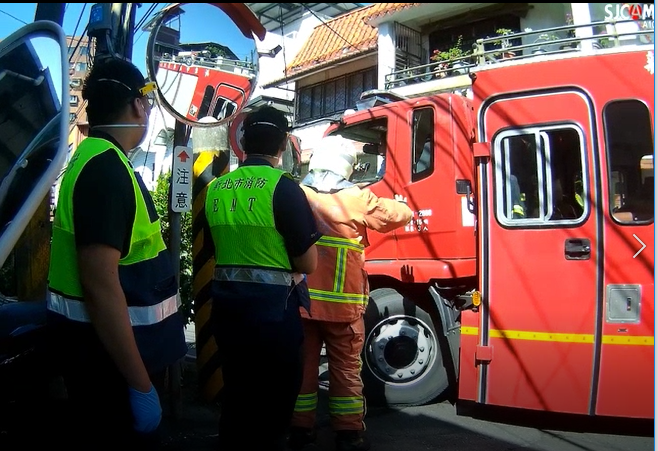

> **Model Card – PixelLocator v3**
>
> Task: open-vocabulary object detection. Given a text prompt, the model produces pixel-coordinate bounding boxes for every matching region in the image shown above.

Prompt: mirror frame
[145,3,266,128]
[0,20,70,268]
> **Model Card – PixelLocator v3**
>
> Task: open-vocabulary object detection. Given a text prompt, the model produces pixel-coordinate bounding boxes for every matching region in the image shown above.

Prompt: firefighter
[574,176,585,214]
[510,174,526,218]
[203,106,321,451]
[46,58,188,450]
[288,136,413,451]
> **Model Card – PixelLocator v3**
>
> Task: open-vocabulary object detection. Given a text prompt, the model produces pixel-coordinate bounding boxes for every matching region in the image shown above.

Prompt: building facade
[261,2,653,177]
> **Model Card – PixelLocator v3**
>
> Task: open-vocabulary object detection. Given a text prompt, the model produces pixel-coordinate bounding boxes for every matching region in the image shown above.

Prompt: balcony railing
[158,52,257,77]
[385,19,654,90]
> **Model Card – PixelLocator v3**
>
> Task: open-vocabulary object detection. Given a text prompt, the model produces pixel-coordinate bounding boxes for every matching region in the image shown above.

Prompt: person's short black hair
[82,58,147,127]
[242,106,291,156]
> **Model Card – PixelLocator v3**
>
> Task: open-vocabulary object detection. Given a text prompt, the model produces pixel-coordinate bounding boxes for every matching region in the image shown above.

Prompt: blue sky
[0,3,258,76]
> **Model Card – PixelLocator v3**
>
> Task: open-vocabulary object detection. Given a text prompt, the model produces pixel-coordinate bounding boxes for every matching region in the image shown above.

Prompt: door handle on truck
[565,238,591,260]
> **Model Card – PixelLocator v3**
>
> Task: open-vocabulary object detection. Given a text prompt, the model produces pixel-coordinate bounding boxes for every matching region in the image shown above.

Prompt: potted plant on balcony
[532,31,560,54]
[493,28,516,60]
[561,13,579,50]
[430,35,471,78]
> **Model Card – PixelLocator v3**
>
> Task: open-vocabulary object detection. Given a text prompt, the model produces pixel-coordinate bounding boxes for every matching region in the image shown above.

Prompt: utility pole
[168,120,190,418]
[191,121,231,403]
[35,3,65,24]
[15,3,66,302]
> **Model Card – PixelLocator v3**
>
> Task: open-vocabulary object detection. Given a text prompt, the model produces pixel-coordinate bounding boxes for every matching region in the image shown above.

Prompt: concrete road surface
[155,362,652,451]
[1,325,652,451]
[0,362,652,451]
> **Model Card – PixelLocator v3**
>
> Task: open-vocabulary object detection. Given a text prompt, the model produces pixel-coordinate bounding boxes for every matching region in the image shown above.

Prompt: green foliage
[152,172,194,325]
[204,44,228,58]
[430,35,470,62]
[494,28,514,49]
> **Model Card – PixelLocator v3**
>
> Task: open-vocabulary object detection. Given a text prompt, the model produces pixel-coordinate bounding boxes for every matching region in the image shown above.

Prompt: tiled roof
[282,3,419,80]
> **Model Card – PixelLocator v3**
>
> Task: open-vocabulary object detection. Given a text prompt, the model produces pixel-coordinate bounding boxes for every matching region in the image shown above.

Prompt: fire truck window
[198,86,215,119]
[495,127,585,224]
[225,103,236,119]
[498,134,540,220]
[211,98,226,120]
[542,128,585,221]
[603,100,654,224]
[210,98,238,121]
[412,108,434,182]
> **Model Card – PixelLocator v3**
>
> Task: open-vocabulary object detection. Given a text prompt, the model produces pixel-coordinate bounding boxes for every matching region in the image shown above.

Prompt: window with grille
[296,67,377,123]
[395,22,423,70]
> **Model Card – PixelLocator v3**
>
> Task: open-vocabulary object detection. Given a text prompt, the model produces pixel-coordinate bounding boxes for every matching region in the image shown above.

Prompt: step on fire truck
[321,28,654,420]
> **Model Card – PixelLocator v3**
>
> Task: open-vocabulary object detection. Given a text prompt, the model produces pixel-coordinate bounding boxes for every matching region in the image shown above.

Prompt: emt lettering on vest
[210,174,266,212]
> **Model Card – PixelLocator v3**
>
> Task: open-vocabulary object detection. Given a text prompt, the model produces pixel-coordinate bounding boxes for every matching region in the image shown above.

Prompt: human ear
[132,98,146,119]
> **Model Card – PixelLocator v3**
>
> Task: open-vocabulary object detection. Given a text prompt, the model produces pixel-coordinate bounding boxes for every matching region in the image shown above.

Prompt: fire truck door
[476,91,599,415]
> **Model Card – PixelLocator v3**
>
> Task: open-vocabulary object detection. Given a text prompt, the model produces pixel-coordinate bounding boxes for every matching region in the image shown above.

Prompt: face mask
[91,98,151,151]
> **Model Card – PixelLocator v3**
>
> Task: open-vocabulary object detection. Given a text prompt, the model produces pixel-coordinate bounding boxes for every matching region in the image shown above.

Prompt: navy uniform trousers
[211,281,306,451]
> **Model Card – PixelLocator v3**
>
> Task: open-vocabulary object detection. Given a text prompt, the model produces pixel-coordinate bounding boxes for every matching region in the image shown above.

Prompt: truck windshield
[328,117,388,186]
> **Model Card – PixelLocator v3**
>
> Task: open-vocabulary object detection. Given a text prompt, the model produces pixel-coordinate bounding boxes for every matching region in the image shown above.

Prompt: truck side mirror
[362,143,381,155]
[0,20,69,268]
[456,179,476,214]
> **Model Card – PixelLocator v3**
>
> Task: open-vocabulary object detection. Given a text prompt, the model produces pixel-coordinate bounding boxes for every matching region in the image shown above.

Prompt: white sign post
[171,145,193,213]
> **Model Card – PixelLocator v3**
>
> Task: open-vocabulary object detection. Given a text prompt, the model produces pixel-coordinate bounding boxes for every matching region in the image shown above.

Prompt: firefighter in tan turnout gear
[288,136,413,451]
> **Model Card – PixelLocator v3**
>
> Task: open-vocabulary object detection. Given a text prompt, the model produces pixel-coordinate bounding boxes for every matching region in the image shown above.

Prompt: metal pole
[35,3,65,24]
[167,119,189,419]
[191,119,230,402]
[124,3,138,61]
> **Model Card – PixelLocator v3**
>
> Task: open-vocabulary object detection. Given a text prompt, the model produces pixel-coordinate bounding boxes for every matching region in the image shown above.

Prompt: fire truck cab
[324,45,654,420]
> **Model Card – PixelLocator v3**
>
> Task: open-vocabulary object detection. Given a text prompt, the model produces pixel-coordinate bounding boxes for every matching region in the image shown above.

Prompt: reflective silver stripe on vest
[213,267,293,286]
[47,292,180,326]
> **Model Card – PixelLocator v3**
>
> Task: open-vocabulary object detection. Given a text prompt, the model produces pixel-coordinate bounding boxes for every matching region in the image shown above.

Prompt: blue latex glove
[128,384,162,433]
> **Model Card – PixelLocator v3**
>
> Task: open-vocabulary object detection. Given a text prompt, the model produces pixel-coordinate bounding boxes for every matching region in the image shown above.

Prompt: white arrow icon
[633,234,646,258]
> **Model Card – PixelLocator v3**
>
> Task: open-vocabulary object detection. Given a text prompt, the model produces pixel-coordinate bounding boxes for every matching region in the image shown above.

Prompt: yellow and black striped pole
[191,119,230,402]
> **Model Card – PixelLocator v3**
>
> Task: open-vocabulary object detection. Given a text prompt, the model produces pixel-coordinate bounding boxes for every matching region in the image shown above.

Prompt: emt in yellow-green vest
[46,58,187,450]
[203,106,320,451]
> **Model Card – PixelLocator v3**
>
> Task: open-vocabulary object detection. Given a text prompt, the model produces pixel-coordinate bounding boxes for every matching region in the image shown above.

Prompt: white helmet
[308,135,357,180]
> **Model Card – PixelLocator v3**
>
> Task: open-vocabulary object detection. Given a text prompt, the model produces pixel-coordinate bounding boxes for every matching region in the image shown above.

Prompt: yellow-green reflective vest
[205,165,292,272]
[48,138,168,304]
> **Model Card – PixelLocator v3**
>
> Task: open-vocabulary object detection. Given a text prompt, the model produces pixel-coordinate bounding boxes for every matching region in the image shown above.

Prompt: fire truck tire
[362,288,449,407]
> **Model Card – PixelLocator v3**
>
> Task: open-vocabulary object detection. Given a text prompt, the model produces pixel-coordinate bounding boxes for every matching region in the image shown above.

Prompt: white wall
[520,3,571,50]
[132,106,176,191]
[377,22,396,90]
[293,120,333,155]
[253,11,327,103]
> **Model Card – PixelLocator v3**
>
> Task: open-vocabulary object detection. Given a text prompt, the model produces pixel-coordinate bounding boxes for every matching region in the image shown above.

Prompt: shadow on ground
[1,362,653,451]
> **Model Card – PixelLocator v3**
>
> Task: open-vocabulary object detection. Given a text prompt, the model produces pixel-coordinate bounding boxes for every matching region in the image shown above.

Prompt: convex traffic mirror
[145,3,266,127]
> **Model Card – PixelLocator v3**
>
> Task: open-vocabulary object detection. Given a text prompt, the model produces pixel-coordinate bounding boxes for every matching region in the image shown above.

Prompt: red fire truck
[322,41,654,420]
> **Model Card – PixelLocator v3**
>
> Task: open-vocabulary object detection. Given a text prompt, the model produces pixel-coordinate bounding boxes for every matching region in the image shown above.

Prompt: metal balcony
[384,19,654,91]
